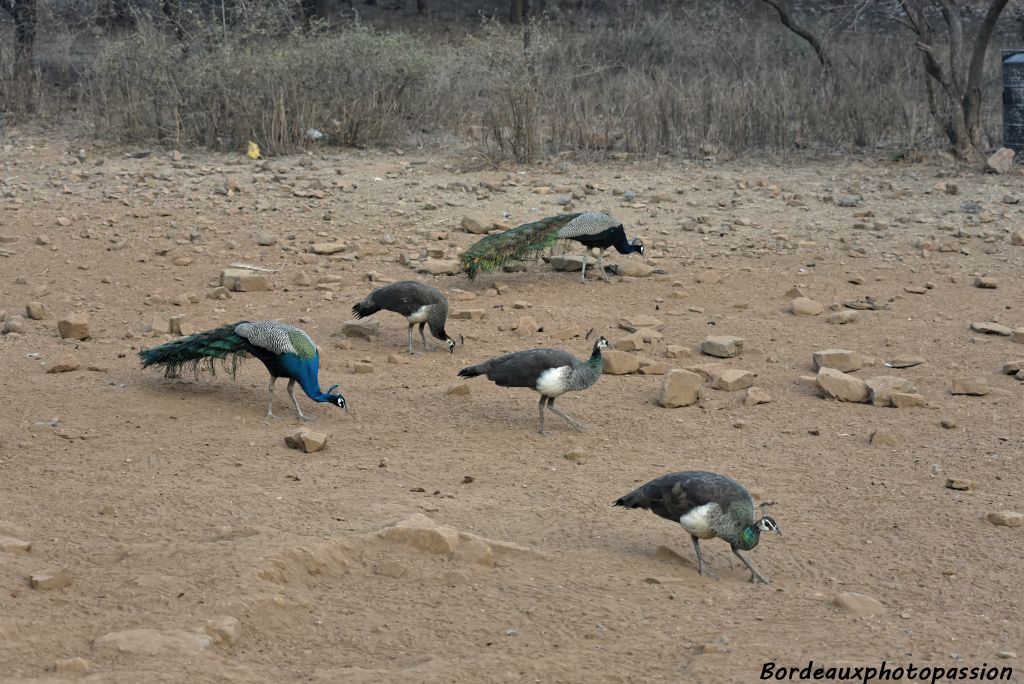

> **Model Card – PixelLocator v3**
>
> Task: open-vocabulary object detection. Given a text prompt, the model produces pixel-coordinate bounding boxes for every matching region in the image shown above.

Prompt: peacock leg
[406,323,416,355]
[579,253,588,282]
[732,547,770,584]
[537,395,547,434]
[419,322,433,352]
[287,379,313,422]
[546,397,585,431]
[597,249,611,282]
[265,376,277,419]
[690,536,710,576]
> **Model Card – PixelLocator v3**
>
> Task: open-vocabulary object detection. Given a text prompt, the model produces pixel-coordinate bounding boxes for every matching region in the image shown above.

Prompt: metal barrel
[1005,50,1024,153]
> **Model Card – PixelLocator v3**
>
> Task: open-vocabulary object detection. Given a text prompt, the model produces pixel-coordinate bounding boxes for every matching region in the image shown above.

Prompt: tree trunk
[760,0,833,76]
[0,0,37,82]
[510,0,525,24]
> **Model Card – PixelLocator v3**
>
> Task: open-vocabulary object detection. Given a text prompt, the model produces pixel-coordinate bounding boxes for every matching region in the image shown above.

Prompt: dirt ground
[0,132,1022,683]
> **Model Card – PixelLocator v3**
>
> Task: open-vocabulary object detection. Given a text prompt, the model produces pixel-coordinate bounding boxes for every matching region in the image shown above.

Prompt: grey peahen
[351,280,457,354]
[615,471,780,583]
[460,212,644,282]
[138,320,347,420]
[457,337,610,434]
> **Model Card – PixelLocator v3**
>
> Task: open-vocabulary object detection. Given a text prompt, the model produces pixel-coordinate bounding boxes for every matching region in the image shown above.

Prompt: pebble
[945,478,976,491]
[870,429,898,447]
[93,628,212,657]
[700,335,744,358]
[618,315,664,332]
[342,319,379,338]
[696,270,722,284]
[416,259,461,276]
[25,302,46,320]
[865,376,916,407]
[284,428,328,453]
[515,316,540,334]
[658,369,703,407]
[257,233,278,246]
[940,418,957,429]
[712,369,754,391]
[0,535,32,554]
[57,314,90,340]
[351,361,374,374]
[221,268,271,292]
[970,321,1012,336]
[205,616,242,647]
[563,448,588,465]
[614,332,644,352]
[445,382,471,397]
[986,511,1023,528]
[790,297,824,316]
[949,377,988,396]
[666,345,691,359]
[52,657,91,674]
[47,353,81,373]
[826,310,859,325]
[461,212,493,234]
[2,316,26,334]
[30,567,73,591]
[744,386,771,406]
[974,276,997,289]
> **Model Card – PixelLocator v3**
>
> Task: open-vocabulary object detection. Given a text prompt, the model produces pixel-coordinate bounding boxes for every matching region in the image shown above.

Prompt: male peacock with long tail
[138,321,347,420]
[460,212,644,282]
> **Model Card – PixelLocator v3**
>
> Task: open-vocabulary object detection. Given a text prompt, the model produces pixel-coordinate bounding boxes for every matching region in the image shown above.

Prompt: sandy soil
[0,133,1022,683]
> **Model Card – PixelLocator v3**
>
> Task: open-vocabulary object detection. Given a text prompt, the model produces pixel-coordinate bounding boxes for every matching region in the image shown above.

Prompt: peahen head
[325,384,348,411]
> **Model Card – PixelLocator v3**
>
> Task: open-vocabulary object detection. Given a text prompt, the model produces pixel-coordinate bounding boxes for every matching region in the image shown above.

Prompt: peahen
[138,320,347,420]
[457,337,610,434]
[460,212,644,282]
[351,280,457,355]
[614,471,780,583]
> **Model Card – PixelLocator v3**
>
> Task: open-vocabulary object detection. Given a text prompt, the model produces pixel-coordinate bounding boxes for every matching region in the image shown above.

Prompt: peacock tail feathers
[138,322,249,379]
[460,213,582,280]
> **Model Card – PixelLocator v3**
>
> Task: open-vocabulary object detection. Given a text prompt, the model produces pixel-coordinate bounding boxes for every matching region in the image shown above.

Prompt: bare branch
[760,0,833,73]
[966,0,1010,94]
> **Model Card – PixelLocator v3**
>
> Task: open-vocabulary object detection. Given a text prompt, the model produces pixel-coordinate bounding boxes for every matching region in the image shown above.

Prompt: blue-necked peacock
[460,211,644,282]
[138,321,347,420]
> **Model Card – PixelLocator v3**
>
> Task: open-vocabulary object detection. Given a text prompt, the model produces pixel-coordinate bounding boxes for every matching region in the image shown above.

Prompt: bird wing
[556,212,621,239]
[235,321,303,357]
[481,348,578,388]
[372,281,444,316]
[618,471,746,522]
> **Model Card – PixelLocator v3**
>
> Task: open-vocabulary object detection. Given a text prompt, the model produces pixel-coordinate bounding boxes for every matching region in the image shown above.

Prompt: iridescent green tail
[138,322,248,378]
[460,213,580,280]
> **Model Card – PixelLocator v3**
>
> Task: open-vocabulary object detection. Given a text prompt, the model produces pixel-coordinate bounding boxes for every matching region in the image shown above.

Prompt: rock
[30,567,72,591]
[940,418,957,429]
[618,315,664,332]
[790,297,824,316]
[461,212,494,234]
[638,359,669,375]
[450,539,495,567]
[696,270,722,284]
[813,349,862,373]
[351,361,373,374]
[987,511,1023,527]
[93,628,212,657]
[701,335,744,358]
[149,314,171,335]
[614,332,644,352]
[712,369,754,391]
[974,276,997,289]
[884,356,925,369]
[205,616,241,647]
[342,319,379,338]
[666,345,691,359]
[379,513,460,555]
[169,315,192,336]
[986,147,1015,174]
[744,386,771,406]
[816,368,869,403]
[57,313,90,340]
[445,382,471,397]
[563,447,588,464]
[207,286,232,300]
[548,325,583,341]
[220,268,271,292]
[870,429,898,447]
[945,478,976,491]
[2,316,26,334]
[865,376,916,407]
[550,255,594,272]
[950,378,988,396]
[373,560,408,578]
[0,535,31,554]
[826,310,859,325]
[284,429,328,453]
[417,259,461,275]
[890,392,927,408]
[1015,329,1024,344]
[515,315,540,334]
[833,592,886,616]
[658,369,703,408]
[52,657,91,674]
[25,302,45,320]
[311,242,346,255]
[257,233,278,246]
[614,260,654,277]
[971,321,1012,336]
[47,352,81,373]
[601,349,640,375]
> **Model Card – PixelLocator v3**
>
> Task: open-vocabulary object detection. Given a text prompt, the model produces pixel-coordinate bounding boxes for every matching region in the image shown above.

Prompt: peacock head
[326,384,348,411]
[630,238,645,255]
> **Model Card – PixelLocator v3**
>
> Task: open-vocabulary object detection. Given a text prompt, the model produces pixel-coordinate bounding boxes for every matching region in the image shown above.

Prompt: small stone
[450,539,495,567]
[865,376,916,407]
[351,361,374,374]
[617,315,664,332]
[712,369,754,391]
[950,378,988,396]
[826,310,859,325]
[563,448,588,465]
[997,651,1018,660]
[1001,360,1024,375]
[310,242,346,255]
[149,314,171,335]
[207,286,232,300]
[342,319,379,338]
[220,268,271,292]
[515,315,540,334]
[638,359,668,375]
[1014,329,1024,344]
[986,147,1015,174]
[25,302,45,320]
[614,260,655,277]
[52,657,91,674]
[257,233,278,246]
[387,354,402,365]
[417,259,461,276]
[461,212,493,234]
[614,332,645,352]
[833,592,886,615]
[816,368,869,403]
[379,513,460,554]
[548,325,583,341]
[783,287,807,299]
[0,535,31,554]
[47,352,81,373]
[445,382,471,397]
[986,511,1023,528]
[284,429,328,453]
[30,567,72,591]
[666,345,691,359]
[169,315,192,336]
[93,629,212,657]
[870,429,898,447]
[945,478,976,491]
[601,349,640,375]
[970,321,1012,336]
[2,316,26,334]
[744,387,771,406]
[549,255,594,272]
[813,349,862,373]
[790,297,824,316]
[701,335,743,358]
[974,276,997,289]
[658,369,703,408]
[511,300,530,309]
[57,313,90,340]
[696,270,722,284]
[940,418,957,429]
[889,392,926,408]
[205,616,241,647]
[172,256,193,266]
[373,560,409,578]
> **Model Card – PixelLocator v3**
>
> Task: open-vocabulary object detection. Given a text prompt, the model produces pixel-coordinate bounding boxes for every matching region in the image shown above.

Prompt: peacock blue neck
[280,353,334,403]
[612,231,642,255]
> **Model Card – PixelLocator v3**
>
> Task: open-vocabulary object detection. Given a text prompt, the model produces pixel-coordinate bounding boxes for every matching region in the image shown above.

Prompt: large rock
[712,369,754,391]
[460,212,494,234]
[379,513,460,554]
[816,368,869,403]
[701,335,744,358]
[601,349,640,375]
[220,269,271,292]
[812,349,862,373]
[57,314,90,340]
[833,592,886,616]
[865,376,916,407]
[93,628,212,657]
[614,332,644,352]
[986,147,1015,174]
[658,369,703,408]
[417,259,461,276]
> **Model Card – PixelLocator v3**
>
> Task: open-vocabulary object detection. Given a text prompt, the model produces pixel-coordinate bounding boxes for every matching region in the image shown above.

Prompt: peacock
[460,212,645,282]
[614,471,780,583]
[351,280,457,355]
[138,320,347,420]
[457,337,610,434]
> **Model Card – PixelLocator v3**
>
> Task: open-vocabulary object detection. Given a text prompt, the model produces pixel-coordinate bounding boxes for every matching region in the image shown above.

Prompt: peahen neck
[735,524,760,551]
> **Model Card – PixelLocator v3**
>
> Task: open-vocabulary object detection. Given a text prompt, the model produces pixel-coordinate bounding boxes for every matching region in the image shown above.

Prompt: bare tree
[759,0,833,75]
[896,0,1011,161]
[0,0,37,82]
